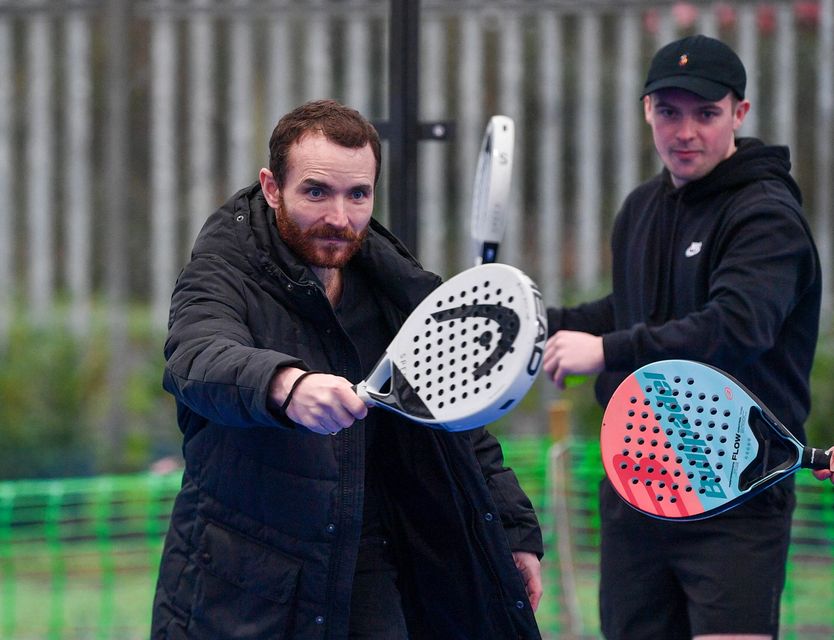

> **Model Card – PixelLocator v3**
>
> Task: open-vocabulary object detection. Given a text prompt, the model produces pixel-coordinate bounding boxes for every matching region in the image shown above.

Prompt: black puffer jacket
[151,183,543,639]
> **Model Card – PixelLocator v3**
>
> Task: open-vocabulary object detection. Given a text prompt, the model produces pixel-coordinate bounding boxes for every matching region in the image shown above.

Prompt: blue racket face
[601,360,780,520]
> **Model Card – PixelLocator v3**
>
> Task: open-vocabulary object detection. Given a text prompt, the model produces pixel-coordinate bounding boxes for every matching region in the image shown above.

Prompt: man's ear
[259,168,281,209]
[642,95,653,125]
[733,99,752,131]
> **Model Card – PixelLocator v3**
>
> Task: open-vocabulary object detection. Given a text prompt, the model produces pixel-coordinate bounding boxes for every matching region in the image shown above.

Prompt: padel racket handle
[801,446,832,470]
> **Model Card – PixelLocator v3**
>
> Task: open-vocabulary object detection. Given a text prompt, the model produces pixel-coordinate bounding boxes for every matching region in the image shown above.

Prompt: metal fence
[0,0,832,339]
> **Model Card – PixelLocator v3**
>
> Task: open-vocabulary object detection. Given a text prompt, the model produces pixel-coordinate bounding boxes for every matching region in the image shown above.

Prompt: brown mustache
[307,224,364,242]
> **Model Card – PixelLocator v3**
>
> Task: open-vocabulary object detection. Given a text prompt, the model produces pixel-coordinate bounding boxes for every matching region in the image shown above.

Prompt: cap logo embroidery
[678,54,689,67]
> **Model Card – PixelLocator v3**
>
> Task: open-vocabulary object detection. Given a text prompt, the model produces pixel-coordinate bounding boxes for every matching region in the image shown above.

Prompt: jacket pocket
[187,519,302,639]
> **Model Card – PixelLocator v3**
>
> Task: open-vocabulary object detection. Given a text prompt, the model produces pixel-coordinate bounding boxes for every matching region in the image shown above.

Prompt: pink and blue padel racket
[601,359,830,521]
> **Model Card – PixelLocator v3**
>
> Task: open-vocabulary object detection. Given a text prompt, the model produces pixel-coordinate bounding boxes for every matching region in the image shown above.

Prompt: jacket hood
[669,137,802,204]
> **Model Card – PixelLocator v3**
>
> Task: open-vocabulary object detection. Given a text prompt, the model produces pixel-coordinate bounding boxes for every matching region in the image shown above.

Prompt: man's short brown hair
[268,99,382,188]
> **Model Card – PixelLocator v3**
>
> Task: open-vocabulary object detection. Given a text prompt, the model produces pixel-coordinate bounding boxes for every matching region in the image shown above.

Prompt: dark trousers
[348,538,409,640]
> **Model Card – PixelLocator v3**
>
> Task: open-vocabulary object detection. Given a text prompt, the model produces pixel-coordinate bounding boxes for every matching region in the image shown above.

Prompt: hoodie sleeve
[602,199,819,375]
[162,254,304,429]
[547,294,616,337]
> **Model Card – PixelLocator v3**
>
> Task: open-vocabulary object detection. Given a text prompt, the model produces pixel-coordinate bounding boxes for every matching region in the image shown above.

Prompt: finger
[812,469,832,482]
[553,366,567,390]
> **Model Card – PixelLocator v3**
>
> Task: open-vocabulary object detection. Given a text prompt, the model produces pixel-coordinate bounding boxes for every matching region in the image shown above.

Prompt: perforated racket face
[360,264,546,431]
[471,116,514,265]
[601,360,768,520]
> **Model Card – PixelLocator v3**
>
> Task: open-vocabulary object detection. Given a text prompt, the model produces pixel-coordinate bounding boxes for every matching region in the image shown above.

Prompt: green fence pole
[93,476,115,640]
[0,484,15,638]
[45,481,66,640]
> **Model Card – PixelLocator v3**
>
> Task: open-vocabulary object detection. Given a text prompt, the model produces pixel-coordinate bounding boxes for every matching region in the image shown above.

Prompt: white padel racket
[354,263,546,432]
[601,359,830,521]
[471,115,514,266]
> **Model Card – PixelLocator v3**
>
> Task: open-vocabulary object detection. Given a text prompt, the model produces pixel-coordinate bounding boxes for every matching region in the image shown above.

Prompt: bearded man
[150,99,543,640]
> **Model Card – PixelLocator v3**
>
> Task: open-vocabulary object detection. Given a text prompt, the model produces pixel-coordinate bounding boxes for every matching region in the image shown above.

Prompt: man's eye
[308,187,324,198]
[351,190,367,200]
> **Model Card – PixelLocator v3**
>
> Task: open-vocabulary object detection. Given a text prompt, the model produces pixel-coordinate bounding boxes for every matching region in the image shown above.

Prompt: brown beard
[275,196,368,268]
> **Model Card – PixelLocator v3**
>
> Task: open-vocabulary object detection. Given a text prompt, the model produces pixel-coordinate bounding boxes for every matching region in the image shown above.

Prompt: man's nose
[676,116,696,140]
[324,199,349,227]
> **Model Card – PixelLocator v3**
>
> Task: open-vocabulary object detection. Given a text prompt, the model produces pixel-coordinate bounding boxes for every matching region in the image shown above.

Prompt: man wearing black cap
[542,35,821,640]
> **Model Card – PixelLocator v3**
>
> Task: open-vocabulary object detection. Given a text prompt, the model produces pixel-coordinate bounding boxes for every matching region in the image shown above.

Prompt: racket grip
[801,446,832,470]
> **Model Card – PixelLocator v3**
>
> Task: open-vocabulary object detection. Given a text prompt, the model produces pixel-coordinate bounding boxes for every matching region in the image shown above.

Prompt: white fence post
[151,0,179,330]
[227,0,255,194]
[26,8,54,321]
[575,10,602,293]
[64,7,93,337]
[0,5,12,342]
[188,0,218,249]
[816,0,834,313]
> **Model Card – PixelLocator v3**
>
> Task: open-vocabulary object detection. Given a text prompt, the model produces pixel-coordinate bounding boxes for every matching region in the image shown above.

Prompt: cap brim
[641,75,732,101]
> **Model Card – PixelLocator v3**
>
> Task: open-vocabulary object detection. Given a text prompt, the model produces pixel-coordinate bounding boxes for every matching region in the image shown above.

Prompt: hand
[270,368,367,435]
[512,551,542,612]
[812,447,834,484]
[542,330,604,390]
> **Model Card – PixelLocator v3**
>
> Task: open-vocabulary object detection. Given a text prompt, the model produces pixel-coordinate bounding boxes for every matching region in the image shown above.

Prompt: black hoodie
[549,138,821,441]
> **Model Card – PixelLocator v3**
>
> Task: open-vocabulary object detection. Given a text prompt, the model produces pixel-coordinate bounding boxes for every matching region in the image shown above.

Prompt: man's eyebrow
[299,178,372,192]
[301,178,330,190]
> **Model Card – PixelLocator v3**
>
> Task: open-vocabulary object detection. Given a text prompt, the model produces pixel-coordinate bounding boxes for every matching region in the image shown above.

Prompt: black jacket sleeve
[470,428,544,557]
[162,255,304,429]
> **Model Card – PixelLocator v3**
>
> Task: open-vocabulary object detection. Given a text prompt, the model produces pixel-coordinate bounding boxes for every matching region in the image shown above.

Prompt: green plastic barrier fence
[0,439,832,639]
[0,472,181,639]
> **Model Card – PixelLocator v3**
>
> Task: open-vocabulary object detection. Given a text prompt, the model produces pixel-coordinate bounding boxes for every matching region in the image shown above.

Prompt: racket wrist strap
[281,370,323,412]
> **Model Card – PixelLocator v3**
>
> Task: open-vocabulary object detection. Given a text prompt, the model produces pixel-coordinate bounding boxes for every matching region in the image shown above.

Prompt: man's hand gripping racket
[471,115,514,266]
[354,263,547,432]
[601,359,831,521]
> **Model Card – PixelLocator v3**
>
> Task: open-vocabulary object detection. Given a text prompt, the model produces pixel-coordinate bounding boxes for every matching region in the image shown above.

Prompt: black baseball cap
[641,34,746,101]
